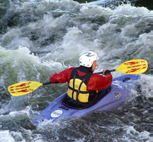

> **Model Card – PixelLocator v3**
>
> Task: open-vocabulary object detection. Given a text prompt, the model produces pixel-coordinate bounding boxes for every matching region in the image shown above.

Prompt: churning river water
[0,0,153,141]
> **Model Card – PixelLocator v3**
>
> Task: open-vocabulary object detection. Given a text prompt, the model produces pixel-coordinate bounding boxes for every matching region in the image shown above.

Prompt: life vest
[67,67,92,103]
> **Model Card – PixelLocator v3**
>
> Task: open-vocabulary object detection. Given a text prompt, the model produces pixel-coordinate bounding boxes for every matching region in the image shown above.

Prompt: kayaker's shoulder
[92,72,112,76]
[64,67,75,72]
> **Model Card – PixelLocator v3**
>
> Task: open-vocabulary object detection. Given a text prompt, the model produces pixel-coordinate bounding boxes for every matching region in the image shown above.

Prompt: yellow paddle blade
[8,81,43,96]
[116,59,148,74]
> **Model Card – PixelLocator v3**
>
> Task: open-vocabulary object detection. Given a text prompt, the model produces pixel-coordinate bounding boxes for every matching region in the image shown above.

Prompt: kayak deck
[31,74,140,126]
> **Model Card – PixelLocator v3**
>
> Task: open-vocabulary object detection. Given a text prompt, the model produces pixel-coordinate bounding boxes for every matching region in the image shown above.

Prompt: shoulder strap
[70,67,92,85]
[70,67,78,80]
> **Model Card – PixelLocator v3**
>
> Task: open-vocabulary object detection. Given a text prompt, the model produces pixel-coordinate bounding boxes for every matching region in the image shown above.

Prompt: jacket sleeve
[87,73,112,90]
[50,67,74,83]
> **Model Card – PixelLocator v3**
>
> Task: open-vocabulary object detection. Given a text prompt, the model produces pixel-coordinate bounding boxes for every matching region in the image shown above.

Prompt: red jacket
[50,67,112,90]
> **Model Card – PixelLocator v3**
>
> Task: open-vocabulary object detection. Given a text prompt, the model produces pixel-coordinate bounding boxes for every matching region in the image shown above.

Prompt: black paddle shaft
[43,81,52,85]
[43,81,59,85]
[96,69,115,74]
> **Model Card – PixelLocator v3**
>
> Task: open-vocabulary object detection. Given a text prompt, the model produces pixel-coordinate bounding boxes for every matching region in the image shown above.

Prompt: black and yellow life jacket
[67,67,92,103]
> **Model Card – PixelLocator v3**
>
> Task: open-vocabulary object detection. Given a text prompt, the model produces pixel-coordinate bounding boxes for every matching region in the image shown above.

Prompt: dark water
[0,0,153,141]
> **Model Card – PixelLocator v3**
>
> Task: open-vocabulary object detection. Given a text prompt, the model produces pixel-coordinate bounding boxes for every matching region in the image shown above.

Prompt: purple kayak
[31,74,140,126]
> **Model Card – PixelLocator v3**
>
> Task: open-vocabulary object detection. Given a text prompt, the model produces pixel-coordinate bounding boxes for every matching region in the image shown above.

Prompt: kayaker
[50,51,112,108]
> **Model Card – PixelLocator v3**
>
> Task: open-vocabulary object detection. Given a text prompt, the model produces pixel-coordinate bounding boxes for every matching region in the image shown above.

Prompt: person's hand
[103,68,110,75]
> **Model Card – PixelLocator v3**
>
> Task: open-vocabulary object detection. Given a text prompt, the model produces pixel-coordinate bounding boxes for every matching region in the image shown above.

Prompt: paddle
[97,59,148,74]
[8,81,52,96]
[8,59,148,96]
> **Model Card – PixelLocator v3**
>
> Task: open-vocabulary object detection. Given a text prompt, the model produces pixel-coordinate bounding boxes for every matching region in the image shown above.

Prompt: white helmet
[79,51,99,67]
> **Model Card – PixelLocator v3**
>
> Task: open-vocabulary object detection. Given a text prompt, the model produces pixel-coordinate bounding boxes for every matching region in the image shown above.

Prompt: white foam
[10,131,25,142]
[114,4,151,16]
[0,130,15,142]
[0,106,31,122]
[0,46,64,80]
[126,126,151,142]
[80,3,113,17]
[140,74,153,98]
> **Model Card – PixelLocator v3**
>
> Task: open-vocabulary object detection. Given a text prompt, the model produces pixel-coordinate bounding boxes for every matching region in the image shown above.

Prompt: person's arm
[50,67,74,83]
[87,69,112,90]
